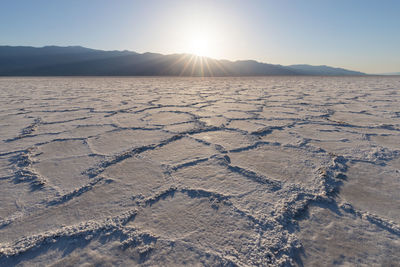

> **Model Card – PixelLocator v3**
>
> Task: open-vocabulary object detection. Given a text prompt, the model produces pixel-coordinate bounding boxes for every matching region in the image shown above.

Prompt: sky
[1,0,399,73]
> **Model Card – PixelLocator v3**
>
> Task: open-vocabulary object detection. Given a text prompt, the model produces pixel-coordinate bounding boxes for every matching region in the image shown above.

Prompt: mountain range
[0,46,366,76]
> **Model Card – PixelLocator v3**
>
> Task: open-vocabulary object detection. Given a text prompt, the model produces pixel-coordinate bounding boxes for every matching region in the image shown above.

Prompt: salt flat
[0,77,399,266]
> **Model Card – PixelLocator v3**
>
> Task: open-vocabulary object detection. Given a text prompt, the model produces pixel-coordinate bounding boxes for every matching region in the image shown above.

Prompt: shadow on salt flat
[297,203,400,266]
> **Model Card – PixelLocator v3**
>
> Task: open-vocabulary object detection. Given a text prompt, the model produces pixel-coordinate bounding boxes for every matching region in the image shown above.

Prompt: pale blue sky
[1,0,399,73]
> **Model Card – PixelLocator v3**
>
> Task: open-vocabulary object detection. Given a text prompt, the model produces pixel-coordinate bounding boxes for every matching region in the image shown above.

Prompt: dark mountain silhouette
[0,46,365,76]
[287,64,365,76]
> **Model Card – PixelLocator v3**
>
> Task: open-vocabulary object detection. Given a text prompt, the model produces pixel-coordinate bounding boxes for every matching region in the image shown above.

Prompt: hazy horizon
[2,44,400,75]
[0,44,372,71]
[1,0,399,74]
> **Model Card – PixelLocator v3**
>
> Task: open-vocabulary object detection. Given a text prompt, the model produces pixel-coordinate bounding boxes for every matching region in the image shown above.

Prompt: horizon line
[1,44,382,75]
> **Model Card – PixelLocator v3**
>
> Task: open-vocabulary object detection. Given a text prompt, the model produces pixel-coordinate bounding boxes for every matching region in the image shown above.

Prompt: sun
[183,28,220,58]
[188,34,210,57]
[177,16,223,58]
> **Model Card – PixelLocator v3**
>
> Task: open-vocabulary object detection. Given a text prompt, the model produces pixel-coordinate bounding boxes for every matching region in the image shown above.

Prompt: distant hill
[287,64,365,76]
[377,72,400,76]
[0,46,365,76]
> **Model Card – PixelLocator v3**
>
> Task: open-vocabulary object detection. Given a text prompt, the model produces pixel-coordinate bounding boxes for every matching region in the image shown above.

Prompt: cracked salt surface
[0,76,399,266]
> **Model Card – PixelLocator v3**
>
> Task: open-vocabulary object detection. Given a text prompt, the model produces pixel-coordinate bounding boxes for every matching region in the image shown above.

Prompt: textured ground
[0,77,399,266]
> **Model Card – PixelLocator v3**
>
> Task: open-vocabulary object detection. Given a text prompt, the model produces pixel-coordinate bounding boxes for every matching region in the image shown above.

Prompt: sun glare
[188,35,210,57]
[176,12,225,58]
[182,27,220,58]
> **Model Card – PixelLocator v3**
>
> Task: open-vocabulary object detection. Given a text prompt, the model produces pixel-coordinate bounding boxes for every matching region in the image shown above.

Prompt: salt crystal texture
[0,77,399,266]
